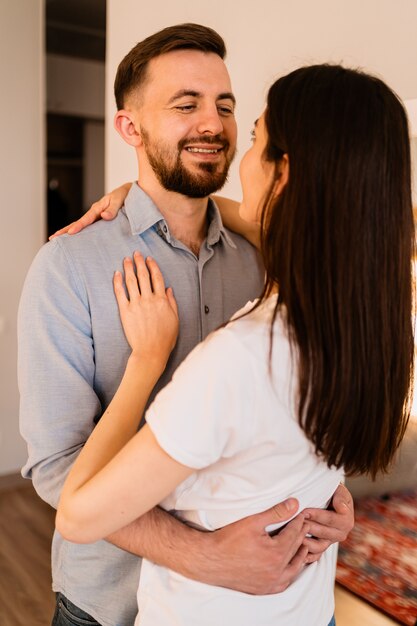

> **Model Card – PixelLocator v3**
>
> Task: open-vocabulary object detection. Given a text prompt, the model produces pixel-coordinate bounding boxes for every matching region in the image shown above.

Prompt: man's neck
[138,178,209,256]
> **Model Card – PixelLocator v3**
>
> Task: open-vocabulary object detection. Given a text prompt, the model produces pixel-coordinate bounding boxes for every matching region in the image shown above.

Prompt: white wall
[106,0,417,200]
[0,0,44,474]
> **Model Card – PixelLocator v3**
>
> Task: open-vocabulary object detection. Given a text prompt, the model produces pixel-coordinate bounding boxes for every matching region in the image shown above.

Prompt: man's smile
[185,146,222,154]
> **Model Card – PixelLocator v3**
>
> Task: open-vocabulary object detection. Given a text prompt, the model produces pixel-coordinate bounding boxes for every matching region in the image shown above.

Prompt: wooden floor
[0,478,55,626]
[335,586,397,625]
[0,476,399,626]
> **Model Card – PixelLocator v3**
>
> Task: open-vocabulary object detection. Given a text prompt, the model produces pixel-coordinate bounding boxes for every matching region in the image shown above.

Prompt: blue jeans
[52,593,101,626]
[51,592,335,626]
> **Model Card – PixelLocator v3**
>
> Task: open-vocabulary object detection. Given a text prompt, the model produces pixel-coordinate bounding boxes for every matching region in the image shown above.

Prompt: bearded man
[19,23,352,626]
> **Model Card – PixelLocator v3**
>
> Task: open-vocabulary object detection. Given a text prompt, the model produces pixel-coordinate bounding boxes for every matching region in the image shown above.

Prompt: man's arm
[18,239,101,508]
[105,483,354,594]
[106,501,309,595]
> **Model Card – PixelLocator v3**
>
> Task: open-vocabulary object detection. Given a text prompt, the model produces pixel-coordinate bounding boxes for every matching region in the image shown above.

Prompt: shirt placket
[198,242,220,339]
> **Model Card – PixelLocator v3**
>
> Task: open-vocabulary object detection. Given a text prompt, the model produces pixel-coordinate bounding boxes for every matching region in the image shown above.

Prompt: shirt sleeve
[18,238,101,508]
[145,327,255,469]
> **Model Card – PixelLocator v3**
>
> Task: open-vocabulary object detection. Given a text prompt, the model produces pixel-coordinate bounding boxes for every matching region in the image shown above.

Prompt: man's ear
[273,154,289,197]
[114,110,143,147]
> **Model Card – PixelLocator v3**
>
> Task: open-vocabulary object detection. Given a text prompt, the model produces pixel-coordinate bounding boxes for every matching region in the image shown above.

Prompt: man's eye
[250,128,256,142]
[176,105,195,112]
[218,106,234,116]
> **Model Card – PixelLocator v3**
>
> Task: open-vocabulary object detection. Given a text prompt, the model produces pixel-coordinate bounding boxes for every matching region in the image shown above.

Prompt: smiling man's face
[131,49,237,198]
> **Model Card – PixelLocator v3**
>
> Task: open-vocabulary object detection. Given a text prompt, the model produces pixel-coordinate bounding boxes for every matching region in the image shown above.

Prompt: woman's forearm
[66,356,159,486]
[56,356,162,538]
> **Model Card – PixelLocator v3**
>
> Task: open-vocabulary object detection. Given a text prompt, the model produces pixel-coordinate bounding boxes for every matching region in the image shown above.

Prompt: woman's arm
[212,196,261,249]
[56,253,194,543]
[50,186,261,250]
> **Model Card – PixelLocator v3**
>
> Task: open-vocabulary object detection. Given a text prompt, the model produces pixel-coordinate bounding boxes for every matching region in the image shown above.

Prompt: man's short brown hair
[114,23,227,110]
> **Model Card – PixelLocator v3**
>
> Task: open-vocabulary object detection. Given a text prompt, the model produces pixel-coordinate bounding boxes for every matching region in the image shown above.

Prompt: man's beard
[140,127,235,198]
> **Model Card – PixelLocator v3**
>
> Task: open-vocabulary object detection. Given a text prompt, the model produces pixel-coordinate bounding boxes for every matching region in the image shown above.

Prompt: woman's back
[138,296,343,625]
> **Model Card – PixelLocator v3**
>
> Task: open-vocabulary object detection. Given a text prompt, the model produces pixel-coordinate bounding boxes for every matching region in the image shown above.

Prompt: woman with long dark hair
[56,64,414,625]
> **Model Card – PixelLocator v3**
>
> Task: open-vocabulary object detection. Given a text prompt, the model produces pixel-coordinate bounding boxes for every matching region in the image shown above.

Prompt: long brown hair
[260,65,414,478]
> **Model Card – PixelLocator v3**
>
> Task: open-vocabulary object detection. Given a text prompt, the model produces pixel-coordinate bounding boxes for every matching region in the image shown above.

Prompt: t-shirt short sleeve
[145,326,255,469]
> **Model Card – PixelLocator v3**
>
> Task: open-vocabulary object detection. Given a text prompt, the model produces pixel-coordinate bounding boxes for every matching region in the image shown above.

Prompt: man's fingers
[303,494,354,542]
[286,544,309,576]
[304,518,347,542]
[272,545,308,593]
[303,536,331,554]
[273,517,308,560]
[305,551,322,565]
[332,483,354,516]
[303,508,336,526]
[255,498,299,531]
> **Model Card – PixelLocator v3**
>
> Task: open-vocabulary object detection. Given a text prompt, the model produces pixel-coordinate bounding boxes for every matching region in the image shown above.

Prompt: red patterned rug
[336,489,417,625]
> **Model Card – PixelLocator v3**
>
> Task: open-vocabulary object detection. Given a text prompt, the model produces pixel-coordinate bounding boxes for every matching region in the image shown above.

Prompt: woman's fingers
[123,257,140,302]
[113,271,129,310]
[166,287,178,318]
[134,252,152,297]
[120,252,175,309]
[145,256,166,296]
[49,223,76,239]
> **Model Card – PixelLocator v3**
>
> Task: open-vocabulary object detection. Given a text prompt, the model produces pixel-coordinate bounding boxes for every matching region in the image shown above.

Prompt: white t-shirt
[138,296,343,626]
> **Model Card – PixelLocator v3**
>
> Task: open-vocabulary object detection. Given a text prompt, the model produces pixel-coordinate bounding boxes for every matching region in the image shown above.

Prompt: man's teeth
[186,147,220,153]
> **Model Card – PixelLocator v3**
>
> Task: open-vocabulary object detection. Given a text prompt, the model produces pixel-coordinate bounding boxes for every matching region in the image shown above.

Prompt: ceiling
[46,0,106,61]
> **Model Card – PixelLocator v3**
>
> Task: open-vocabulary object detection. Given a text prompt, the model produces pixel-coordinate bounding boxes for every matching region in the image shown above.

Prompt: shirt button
[204,305,210,314]
[163,224,168,233]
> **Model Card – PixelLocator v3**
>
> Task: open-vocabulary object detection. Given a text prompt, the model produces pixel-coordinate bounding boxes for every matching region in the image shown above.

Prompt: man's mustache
[178,135,230,150]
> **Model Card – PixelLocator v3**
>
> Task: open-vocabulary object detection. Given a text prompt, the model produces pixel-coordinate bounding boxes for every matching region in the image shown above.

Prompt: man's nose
[196,106,224,136]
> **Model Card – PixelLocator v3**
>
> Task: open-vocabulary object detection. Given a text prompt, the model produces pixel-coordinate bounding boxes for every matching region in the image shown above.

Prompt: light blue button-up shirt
[18,184,264,626]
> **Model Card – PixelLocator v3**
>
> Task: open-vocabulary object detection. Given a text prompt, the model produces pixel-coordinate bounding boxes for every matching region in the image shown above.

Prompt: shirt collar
[124,183,165,236]
[124,182,236,249]
[206,198,237,249]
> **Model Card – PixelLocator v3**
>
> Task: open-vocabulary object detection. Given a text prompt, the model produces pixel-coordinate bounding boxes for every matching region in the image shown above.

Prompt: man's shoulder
[56,210,132,252]
[25,211,136,292]
[38,210,142,272]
